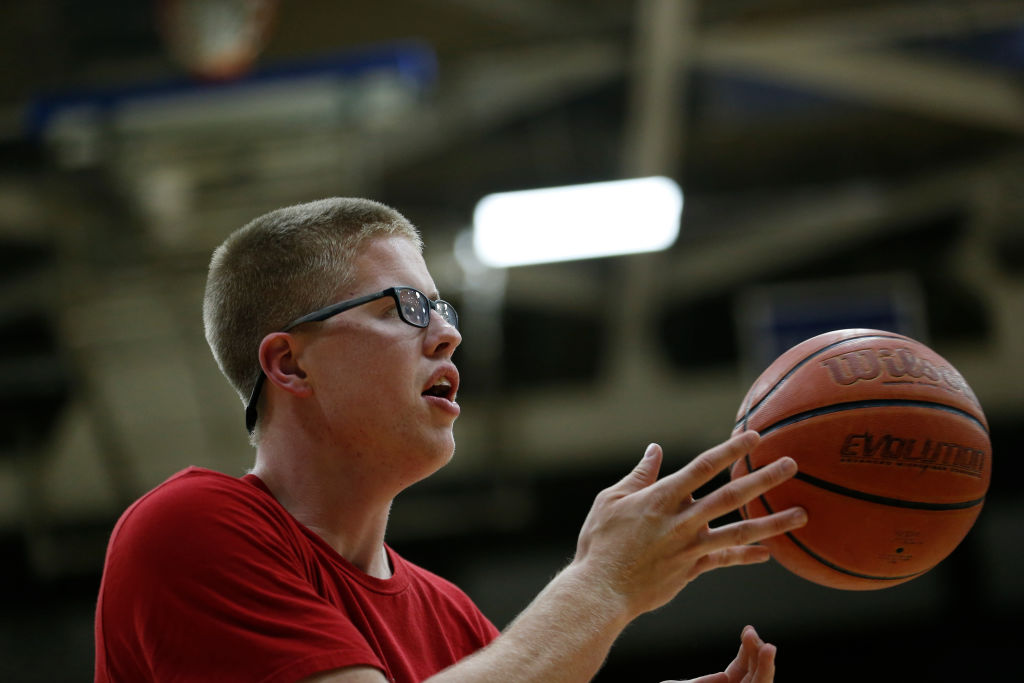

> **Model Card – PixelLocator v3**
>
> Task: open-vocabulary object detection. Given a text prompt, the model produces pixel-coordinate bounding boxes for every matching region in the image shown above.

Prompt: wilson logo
[819,346,979,405]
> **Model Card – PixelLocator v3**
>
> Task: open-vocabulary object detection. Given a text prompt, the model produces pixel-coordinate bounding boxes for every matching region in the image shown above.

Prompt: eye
[367,296,398,319]
[402,300,421,320]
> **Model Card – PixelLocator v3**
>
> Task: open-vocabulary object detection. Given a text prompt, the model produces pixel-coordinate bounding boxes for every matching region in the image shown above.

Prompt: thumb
[618,443,663,493]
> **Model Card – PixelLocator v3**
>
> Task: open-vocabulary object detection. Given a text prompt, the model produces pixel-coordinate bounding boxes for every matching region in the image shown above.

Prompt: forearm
[429,561,631,683]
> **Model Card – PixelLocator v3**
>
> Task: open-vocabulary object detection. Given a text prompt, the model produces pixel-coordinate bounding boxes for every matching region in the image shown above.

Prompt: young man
[94,198,808,682]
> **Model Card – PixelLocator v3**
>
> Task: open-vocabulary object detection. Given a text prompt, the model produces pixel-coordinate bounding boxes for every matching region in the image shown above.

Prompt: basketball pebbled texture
[730,328,991,590]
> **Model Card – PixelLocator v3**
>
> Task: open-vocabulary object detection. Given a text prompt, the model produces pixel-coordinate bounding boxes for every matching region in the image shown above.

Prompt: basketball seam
[781,524,929,583]
[792,471,986,510]
[757,398,990,436]
[739,455,935,583]
[736,332,910,432]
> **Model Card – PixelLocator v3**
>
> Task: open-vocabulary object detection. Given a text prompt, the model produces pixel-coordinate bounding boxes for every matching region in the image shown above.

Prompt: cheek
[315,337,416,402]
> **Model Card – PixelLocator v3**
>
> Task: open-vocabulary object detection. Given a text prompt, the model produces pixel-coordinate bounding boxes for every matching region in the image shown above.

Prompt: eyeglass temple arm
[288,287,402,330]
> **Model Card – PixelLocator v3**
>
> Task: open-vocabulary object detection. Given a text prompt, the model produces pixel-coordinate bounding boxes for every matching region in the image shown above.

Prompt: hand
[572,431,807,619]
[673,625,777,683]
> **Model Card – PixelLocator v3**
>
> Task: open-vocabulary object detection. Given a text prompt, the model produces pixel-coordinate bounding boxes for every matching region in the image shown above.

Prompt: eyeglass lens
[397,288,457,328]
[399,289,428,325]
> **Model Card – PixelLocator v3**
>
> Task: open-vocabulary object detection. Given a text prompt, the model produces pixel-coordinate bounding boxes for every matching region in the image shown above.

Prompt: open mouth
[422,375,456,401]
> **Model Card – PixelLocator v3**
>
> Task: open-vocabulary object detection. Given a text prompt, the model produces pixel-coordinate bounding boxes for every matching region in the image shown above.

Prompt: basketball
[730,328,991,590]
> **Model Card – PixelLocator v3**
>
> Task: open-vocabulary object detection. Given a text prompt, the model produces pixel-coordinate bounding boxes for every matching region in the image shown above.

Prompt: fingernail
[791,507,808,525]
[644,443,659,459]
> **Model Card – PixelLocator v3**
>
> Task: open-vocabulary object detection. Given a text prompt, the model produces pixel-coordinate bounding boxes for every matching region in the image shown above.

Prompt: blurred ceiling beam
[697,0,1024,132]
[698,44,1024,134]
[435,0,623,33]
[613,0,696,396]
[702,0,1024,49]
[622,0,694,178]
[352,39,626,177]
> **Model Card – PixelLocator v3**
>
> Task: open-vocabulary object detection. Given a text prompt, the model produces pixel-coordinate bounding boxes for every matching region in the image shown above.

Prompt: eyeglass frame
[244,285,459,434]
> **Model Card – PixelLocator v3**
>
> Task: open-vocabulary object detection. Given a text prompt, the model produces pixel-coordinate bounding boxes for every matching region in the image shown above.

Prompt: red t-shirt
[95,467,500,683]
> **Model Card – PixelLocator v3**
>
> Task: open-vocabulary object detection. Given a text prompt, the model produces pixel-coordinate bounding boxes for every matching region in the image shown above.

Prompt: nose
[424,308,461,357]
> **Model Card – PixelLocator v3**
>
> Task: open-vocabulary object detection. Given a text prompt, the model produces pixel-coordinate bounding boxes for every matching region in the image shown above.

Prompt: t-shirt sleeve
[97,472,382,683]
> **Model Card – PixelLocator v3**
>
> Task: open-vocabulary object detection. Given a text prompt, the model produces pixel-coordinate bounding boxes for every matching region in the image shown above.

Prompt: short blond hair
[203,198,423,409]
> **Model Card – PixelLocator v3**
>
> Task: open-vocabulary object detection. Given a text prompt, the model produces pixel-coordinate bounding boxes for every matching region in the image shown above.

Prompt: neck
[253,435,395,579]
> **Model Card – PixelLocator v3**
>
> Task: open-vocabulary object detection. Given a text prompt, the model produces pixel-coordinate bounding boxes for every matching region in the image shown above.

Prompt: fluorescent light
[472,176,683,267]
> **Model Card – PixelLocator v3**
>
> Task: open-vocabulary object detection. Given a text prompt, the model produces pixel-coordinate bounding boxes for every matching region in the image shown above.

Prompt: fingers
[755,643,777,683]
[668,675,728,683]
[698,501,808,555]
[739,626,776,683]
[691,544,772,577]
[672,628,778,683]
[655,431,759,500]
[632,433,804,549]
[628,434,807,558]
[742,625,764,664]
[686,506,807,579]
[751,639,777,683]
[693,453,798,524]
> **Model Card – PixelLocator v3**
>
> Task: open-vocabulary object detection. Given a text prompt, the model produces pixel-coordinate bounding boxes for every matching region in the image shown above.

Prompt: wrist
[558,559,635,630]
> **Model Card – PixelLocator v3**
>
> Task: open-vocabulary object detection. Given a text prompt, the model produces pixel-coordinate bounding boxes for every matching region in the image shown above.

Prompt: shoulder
[130,465,261,504]
[97,469,389,682]
[106,467,296,570]
[120,466,280,521]
[116,467,255,529]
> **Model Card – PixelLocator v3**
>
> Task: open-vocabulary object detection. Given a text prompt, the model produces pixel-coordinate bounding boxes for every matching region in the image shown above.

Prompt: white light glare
[472,176,683,267]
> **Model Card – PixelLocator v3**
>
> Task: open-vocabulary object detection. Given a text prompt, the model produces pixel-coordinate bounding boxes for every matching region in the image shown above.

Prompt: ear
[258,332,312,398]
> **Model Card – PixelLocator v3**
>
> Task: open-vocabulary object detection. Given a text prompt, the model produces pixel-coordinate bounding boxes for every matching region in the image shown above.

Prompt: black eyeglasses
[245,286,458,433]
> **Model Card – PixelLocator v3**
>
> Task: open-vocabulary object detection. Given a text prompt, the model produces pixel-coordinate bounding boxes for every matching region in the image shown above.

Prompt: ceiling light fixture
[472,176,683,268]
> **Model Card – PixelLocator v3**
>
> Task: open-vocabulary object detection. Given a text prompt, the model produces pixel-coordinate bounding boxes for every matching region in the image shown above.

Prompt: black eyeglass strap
[246,373,266,434]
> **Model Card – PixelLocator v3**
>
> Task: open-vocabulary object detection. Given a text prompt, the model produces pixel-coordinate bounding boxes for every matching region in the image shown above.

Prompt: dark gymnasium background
[0,1,1021,681]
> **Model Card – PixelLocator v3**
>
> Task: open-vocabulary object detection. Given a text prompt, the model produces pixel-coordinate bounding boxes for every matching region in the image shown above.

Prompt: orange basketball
[730,328,991,590]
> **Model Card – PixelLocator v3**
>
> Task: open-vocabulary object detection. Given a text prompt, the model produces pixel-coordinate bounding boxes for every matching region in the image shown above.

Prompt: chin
[413,433,457,474]
[433,437,457,468]
[400,447,455,494]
